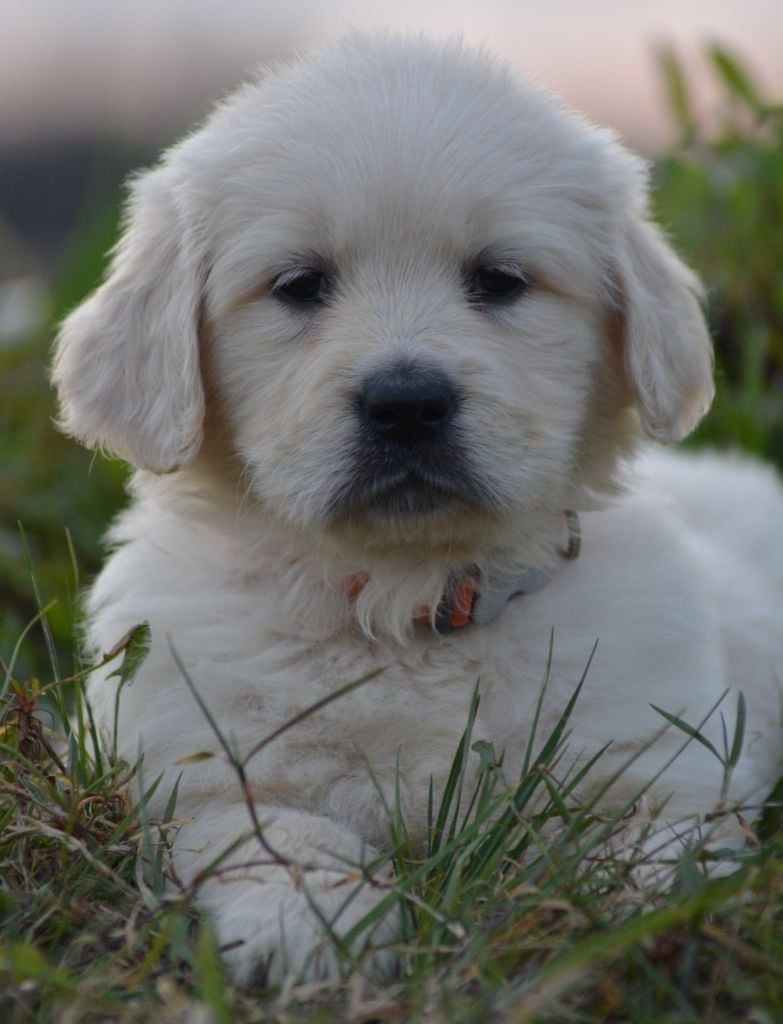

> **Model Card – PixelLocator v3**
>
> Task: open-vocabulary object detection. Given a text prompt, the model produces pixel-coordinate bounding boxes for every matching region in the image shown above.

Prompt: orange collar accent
[342,567,479,633]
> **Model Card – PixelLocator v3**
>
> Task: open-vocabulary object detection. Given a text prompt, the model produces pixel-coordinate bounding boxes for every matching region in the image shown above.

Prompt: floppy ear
[613,214,714,443]
[52,165,205,472]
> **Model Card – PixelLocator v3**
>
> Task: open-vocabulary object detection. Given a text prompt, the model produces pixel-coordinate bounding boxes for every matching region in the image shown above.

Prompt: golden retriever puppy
[53,33,783,985]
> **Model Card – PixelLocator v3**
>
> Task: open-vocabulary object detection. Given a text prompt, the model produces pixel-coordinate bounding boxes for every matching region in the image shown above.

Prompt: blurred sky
[2,0,783,150]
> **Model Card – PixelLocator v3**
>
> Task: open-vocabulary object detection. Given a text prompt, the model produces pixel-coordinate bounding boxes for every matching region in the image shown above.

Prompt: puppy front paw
[202,865,398,987]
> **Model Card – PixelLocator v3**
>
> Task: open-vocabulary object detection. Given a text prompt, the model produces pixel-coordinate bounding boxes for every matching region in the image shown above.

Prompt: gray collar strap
[426,510,581,634]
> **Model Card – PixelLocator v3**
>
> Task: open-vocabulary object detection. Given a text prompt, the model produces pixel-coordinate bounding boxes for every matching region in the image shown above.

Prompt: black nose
[359,368,458,446]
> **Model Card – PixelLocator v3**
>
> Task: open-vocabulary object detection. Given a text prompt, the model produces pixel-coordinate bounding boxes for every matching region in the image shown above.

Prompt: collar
[343,510,581,635]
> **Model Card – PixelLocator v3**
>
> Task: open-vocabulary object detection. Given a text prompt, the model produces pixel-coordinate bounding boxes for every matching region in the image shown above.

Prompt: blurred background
[1,0,782,681]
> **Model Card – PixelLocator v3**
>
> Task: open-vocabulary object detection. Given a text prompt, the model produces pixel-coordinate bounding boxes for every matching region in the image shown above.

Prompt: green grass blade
[649,701,724,762]
[728,691,746,769]
[521,630,555,775]
[429,682,480,858]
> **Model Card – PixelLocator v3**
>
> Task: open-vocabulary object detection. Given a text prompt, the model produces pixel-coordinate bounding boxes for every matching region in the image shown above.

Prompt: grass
[2,618,783,1022]
[1,47,782,1023]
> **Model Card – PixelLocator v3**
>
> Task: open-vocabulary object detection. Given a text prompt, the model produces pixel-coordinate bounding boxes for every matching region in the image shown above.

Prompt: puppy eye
[470,266,530,303]
[275,270,328,305]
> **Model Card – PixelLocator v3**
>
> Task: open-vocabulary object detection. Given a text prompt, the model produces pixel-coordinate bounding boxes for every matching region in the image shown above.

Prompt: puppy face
[53,35,714,555]
[203,73,613,547]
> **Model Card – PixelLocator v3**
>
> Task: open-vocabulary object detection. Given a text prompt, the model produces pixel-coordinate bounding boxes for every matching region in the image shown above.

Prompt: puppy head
[53,34,713,552]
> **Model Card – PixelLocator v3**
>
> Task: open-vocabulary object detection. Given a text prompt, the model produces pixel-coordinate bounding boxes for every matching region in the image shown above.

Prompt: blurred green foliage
[1,47,782,682]
[1,204,128,681]
[653,44,783,457]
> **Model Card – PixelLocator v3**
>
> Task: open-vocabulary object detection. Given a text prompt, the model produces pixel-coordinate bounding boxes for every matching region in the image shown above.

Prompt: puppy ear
[52,166,205,472]
[613,215,714,443]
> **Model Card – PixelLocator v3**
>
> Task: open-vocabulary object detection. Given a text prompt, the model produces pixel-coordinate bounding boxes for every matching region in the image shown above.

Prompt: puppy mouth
[366,467,466,517]
[329,449,492,521]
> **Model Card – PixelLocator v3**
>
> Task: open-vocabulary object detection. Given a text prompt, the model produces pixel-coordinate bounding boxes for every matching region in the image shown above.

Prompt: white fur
[53,34,782,986]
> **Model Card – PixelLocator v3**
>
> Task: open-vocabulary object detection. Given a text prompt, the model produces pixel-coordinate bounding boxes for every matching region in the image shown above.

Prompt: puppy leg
[173,802,397,986]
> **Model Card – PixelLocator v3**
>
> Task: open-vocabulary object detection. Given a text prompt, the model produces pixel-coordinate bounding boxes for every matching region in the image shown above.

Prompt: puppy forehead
[196,38,624,234]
